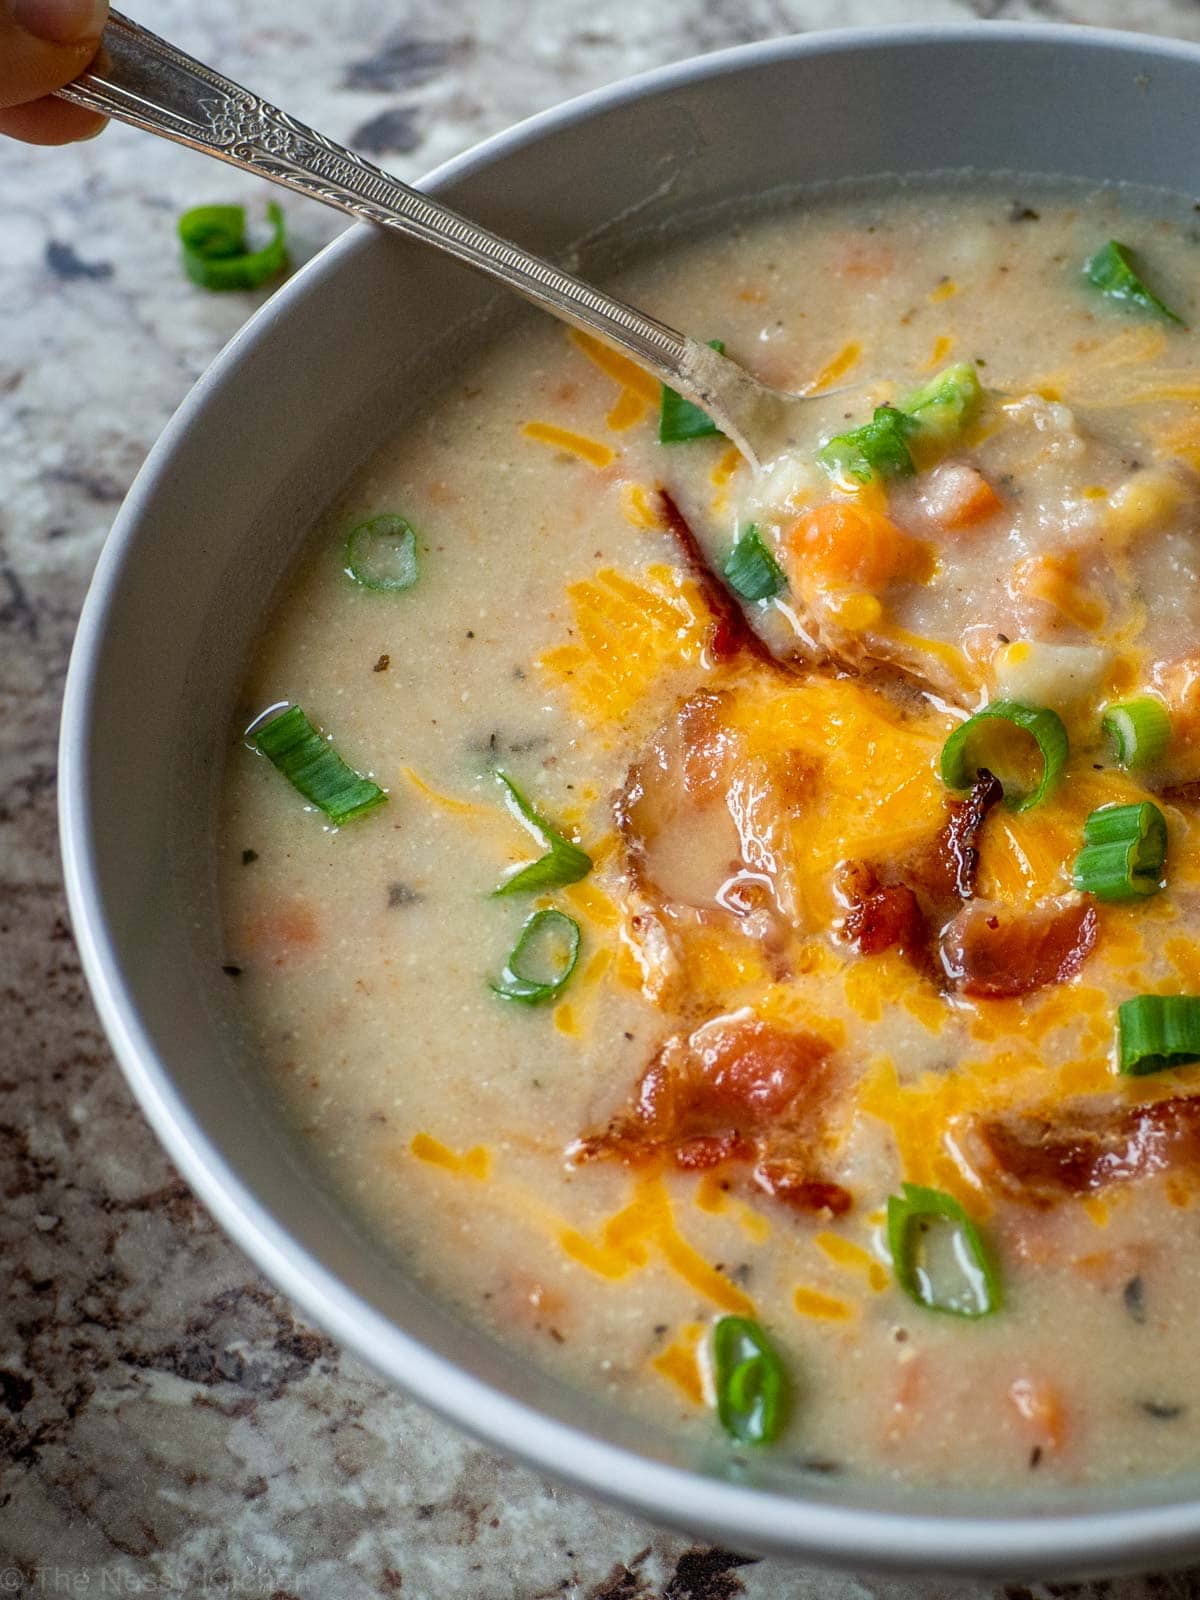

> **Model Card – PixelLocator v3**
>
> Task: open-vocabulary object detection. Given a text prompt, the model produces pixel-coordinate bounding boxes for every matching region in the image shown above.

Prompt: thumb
[0,0,108,109]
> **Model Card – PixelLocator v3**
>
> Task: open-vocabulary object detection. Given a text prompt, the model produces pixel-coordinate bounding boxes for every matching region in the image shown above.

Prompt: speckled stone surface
[7,0,1200,1594]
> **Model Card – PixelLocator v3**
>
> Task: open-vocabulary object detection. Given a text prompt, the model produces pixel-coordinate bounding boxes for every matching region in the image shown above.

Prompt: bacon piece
[937,768,1003,899]
[658,489,776,665]
[573,1013,850,1214]
[615,689,792,922]
[976,1095,1200,1203]
[1159,780,1200,806]
[835,860,925,956]
[753,1160,853,1216]
[939,896,1097,999]
[613,691,809,1007]
[834,770,1000,971]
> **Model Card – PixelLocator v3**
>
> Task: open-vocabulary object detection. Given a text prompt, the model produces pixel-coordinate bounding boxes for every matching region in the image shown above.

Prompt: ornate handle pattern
[55,14,718,397]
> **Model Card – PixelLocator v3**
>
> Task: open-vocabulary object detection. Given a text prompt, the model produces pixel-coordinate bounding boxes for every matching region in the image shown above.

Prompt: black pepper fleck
[1139,1399,1185,1421]
[1123,1275,1147,1324]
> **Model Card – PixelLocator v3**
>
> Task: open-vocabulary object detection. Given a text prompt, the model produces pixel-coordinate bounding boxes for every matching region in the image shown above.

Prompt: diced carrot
[787,501,930,590]
[1154,655,1200,737]
[1008,1375,1067,1453]
[836,237,896,280]
[882,1353,926,1445]
[922,462,1003,529]
[495,1270,571,1336]
[1011,551,1106,630]
[242,897,318,966]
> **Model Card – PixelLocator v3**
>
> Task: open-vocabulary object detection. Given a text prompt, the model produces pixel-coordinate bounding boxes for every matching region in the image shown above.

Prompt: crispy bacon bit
[573,1013,849,1214]
[976,1095,1200,1203]
[613,691,808,1003]
[938,768,1003,899]
[1160,781,1200,806]
[615,689,770,915]
[754,1160,853,1216]
[832,769,999,976]
[939,896,1097,999]
[657,489,776,665]
[835,860,925,956]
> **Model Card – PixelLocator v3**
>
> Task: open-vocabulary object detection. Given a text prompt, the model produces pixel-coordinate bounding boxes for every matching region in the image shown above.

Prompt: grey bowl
[59,23,1200,1578]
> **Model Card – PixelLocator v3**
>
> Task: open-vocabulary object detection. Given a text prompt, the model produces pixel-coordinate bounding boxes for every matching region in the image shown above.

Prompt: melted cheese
[539,564,713,726]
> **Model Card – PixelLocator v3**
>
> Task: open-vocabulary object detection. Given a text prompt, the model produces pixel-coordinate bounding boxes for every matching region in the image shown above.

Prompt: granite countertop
[5,0,1200,1593]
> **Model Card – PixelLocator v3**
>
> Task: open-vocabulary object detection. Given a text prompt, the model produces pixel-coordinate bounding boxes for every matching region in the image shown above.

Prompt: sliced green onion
[492,770,592,895]
[899,362,983,449]
[1118,995,1200,1076]
[252,705,386,824]
[659,339,725,443]
[939,700,1069,812]
[490,908,580,1004]
[1073,801,1167,902]
[711,1315,789,1445]
[1084,240,1183,325]
[178,201,289,291]
[817,404,916,486]
[886,1183,1001,1319]
[1102,698,1171,770]
[723,524,785,602]
[345,515,419,591]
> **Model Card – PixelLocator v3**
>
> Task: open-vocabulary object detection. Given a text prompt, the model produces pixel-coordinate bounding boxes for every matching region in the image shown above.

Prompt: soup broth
[221,182,1200,1489]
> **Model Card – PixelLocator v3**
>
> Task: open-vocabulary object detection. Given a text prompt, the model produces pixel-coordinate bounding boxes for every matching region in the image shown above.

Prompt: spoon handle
[57,12,707,391]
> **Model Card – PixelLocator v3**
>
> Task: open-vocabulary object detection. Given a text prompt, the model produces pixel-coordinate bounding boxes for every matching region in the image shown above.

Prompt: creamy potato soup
[222,182,1200,1490]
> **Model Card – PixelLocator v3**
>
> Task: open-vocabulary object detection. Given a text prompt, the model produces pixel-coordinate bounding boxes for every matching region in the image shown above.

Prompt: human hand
[1,0,109,144]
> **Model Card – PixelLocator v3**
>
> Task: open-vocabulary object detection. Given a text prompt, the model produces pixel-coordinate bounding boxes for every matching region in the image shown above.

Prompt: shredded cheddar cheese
[814,1232,888,1292]
[539,564,713,725]
[793,1286,855,1321]
[410,1133,491,1180]
[521,420,616,469]
[923,333,955,370]
[619,482,665,530]
[806,340,862,394]
[606,388,649,431]
[403,767,492,819]
[651,1323,707,1405]
[568,329,660,404]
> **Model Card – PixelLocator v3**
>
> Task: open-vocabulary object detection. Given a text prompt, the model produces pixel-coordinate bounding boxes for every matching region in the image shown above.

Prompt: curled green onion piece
[886,1183,1001,1319]
[711,1315,789,1445]
[723,524,786,602]
[939,700,1068,813]
[659,339,725,443]
[899,362,984,450]
[1073,801,1167,902]
[490,908,581,1004]
[345,515,419,591]
[178,201,289,291]
[252,705,386,824]
[1118,995,1200,1076]
[1102,698,1171,770]
[816,404,916,486]
[1084,240,1183,325]
[492,770,592,895]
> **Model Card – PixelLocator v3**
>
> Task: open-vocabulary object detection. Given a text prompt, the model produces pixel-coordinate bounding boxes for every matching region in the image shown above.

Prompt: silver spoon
[55,11,840,469]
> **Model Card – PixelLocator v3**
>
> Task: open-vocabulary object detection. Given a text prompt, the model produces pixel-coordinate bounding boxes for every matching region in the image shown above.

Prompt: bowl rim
[59,20,1200,1576]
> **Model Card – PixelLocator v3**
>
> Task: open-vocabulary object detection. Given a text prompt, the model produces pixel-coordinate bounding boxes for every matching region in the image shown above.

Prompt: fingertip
[11,0,109,47]
[0,95,106,143]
